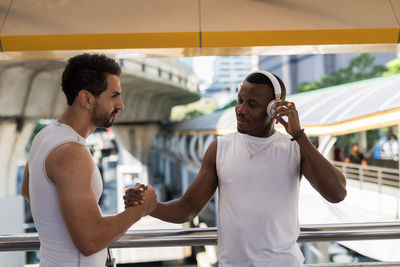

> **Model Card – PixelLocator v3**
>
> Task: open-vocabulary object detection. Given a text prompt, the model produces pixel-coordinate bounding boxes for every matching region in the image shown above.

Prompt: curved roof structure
[170,74,400,136]
[1,0,400,58]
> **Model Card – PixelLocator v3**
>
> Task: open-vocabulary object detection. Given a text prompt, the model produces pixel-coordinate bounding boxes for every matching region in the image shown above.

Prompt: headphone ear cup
[267,100,278,117]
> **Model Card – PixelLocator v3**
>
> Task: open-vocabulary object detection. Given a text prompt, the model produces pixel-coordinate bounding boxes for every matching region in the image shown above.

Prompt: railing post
[398,123,400,219]
[377,169,382,194]
[342,163,347,178]
[106,248,116,267]
[397,175,400,219]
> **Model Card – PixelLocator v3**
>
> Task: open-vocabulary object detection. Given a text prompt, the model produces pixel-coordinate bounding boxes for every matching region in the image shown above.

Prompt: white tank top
[28,121,107,267]
[216,131,304,267]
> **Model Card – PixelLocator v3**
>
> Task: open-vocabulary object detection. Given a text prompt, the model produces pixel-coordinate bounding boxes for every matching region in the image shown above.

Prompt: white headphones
[249,70,282,117]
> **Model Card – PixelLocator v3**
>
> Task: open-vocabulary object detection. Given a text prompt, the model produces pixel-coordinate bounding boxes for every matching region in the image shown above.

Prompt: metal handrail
[306,263,400,267]
[332,161,399,188]
[2,222,400,252]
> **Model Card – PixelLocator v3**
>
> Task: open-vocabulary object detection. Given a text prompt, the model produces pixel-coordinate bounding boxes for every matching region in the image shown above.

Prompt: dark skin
[124,80,347,222]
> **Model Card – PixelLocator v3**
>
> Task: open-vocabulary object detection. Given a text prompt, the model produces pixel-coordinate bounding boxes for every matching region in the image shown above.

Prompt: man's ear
[77,90,94,110]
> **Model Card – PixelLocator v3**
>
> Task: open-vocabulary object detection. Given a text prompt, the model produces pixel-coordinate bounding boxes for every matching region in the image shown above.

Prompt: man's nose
[236,103,246,114]
[117,97,125,111]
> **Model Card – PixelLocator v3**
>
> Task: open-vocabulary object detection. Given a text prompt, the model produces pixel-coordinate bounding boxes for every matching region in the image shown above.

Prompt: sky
[192,56,215,85]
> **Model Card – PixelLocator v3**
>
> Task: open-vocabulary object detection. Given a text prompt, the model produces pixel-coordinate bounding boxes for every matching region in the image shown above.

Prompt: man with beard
[20,54,157,267]
[125,71,347,266]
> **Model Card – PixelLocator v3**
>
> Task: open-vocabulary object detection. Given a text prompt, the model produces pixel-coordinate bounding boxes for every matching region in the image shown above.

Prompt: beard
[91,102,118,128]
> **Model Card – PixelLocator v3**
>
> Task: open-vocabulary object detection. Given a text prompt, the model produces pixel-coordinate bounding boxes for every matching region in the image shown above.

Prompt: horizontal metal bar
[3,222,400,252]
[304,262,400,267]
[300,229,400,242]
[333,161,399,174]
[300,221,400,231]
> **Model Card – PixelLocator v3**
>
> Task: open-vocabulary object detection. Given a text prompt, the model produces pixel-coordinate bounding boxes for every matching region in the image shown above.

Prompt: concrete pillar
[113,124,159,166]
[359,131,367,153]
[0,120,35,197]
[281,55,292,94]
[0,196,25,266]
[181,167,189,195]
[159,155,164,174]
[318,135,335,158]
[165,157,171,186]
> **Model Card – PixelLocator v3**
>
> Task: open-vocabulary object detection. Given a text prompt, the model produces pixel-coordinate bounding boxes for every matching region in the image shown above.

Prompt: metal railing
[332,161,399,188]
[306,263,400,267]
[2,222,400,252]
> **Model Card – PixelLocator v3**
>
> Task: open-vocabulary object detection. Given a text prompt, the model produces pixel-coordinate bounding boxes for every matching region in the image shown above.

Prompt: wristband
[291,129,304,141]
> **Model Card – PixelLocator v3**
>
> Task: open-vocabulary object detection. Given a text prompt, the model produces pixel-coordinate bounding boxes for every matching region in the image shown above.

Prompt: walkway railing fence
[2,222,400,266]
[332,161,399,189]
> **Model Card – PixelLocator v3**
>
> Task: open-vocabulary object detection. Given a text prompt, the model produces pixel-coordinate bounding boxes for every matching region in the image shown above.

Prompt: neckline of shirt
[240,131,277,144]
[54,120,87,144]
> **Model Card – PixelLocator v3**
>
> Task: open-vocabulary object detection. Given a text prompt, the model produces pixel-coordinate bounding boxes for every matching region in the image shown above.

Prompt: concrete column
[281,55,292,94]
[159,155,164,174]
[113,124,159,166]
[181,167,189,195]
[165,157,171,186]
[0,196,25,266]
[0,120,35,197]
[359,131,367,153]
[318,135,335,158]
[7,121,35,196]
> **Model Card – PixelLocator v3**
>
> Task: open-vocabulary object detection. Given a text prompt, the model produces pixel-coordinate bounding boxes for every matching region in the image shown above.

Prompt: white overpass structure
[0,57,200,197]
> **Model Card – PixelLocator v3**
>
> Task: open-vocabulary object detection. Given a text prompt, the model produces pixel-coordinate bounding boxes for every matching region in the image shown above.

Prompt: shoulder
[49,142,91,166]
[46,142,93,183]
[274,131,301,160]
[217,132,238,146]
[274,130,292,142]
[274,131,297,149]
[205,138,218,155]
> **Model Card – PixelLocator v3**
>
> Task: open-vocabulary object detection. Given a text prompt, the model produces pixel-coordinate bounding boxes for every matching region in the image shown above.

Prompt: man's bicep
[46,145,102,243]
[184,140,218,209]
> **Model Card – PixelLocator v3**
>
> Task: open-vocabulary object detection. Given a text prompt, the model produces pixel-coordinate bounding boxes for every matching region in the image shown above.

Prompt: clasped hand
[123,183,150,208]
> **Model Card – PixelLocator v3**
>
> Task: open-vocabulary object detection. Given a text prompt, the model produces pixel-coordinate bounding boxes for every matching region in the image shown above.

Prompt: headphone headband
[250,70,282,99]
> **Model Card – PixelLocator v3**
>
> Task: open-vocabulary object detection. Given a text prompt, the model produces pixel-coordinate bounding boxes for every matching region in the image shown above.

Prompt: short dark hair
[61,53,121,105]
[245,72,286,100]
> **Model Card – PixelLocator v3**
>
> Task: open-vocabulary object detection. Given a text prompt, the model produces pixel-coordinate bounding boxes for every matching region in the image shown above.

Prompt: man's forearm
[151,200,195,224]
[75,206,145,256]
[297,133,347,203]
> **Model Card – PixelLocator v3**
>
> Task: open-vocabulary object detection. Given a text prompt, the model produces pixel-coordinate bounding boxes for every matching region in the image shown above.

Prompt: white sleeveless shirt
[28,121,107,267]
[216,131,304,267]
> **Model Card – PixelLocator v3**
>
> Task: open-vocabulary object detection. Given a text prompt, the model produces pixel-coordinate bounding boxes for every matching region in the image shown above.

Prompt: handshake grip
[124,183,157,216]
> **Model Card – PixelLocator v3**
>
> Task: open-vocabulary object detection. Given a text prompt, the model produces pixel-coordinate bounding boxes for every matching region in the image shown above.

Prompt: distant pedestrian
[333,142,344,161]
[345,144,367,165]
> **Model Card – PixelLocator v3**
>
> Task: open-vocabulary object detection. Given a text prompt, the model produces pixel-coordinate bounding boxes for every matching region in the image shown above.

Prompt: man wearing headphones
[125,71,347,266]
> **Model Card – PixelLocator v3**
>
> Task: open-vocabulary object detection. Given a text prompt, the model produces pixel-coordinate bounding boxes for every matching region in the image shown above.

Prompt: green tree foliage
[170,100,215,121]
[171,98,238,121]
[297,54,386,93]
[383,53,400,76]
[215,99,237,112]
[26,120,52,153]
